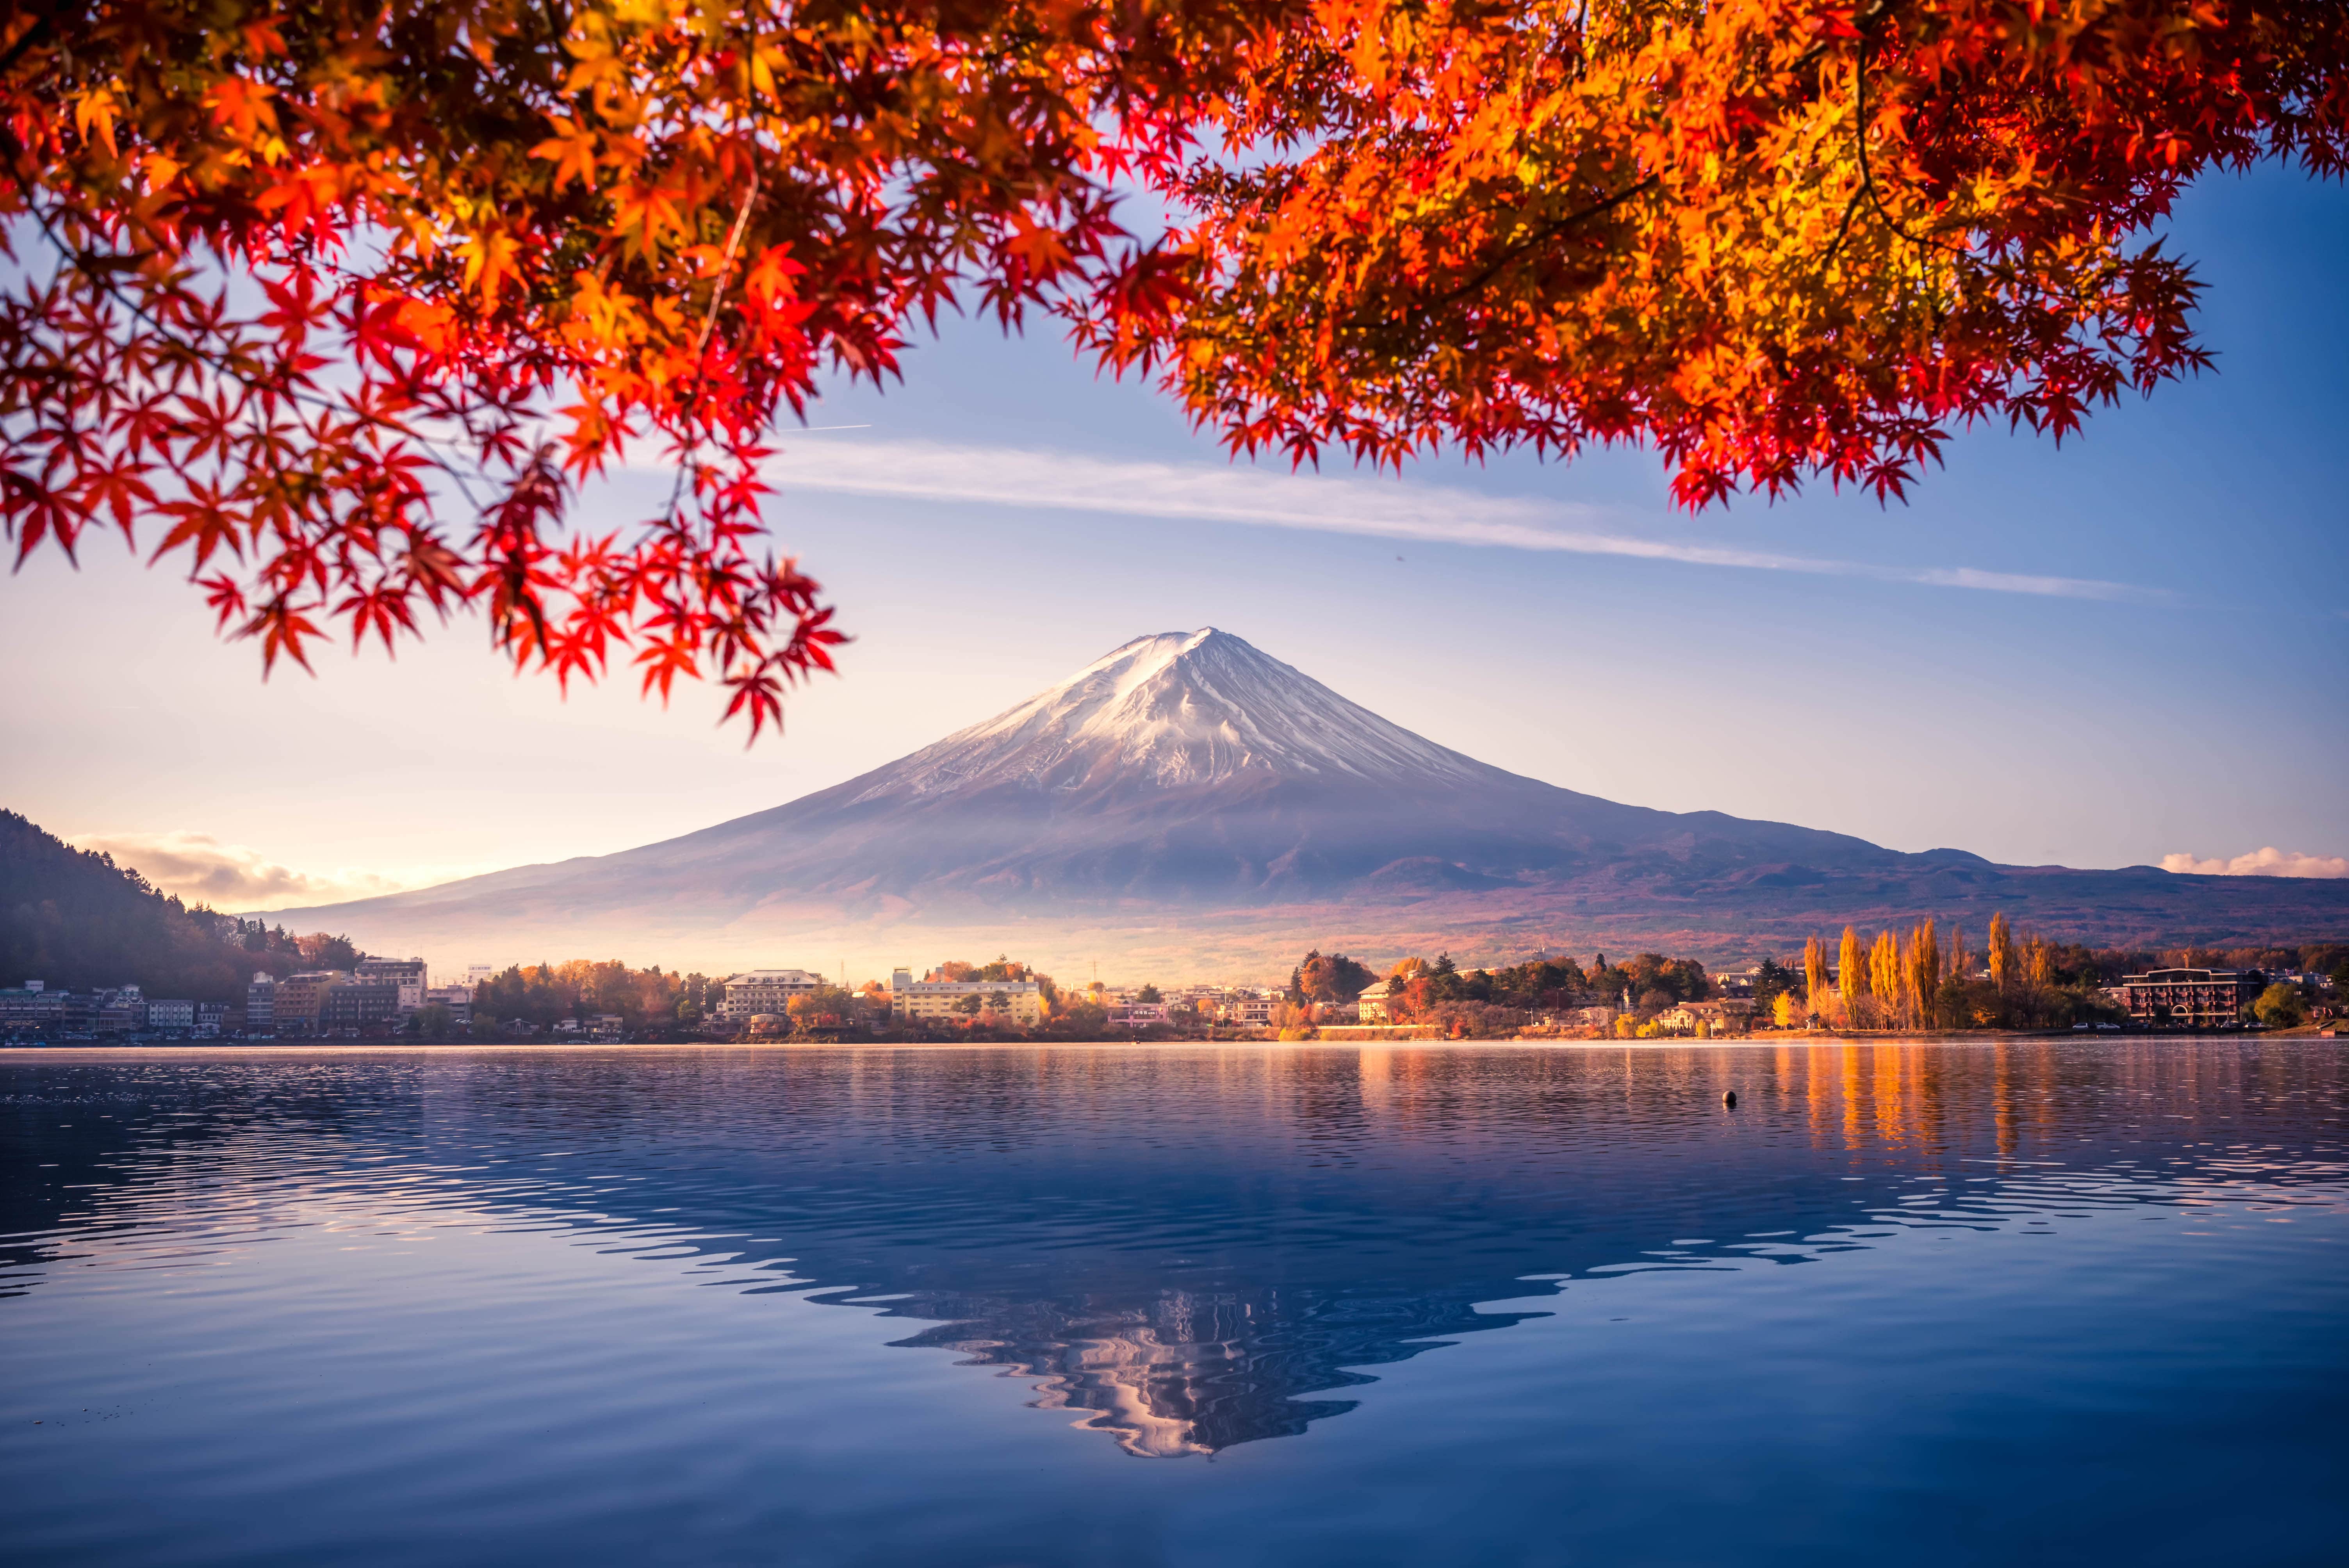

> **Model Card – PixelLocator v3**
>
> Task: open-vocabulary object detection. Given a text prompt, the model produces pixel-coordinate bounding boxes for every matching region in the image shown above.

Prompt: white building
[356,957,429,1014]
[145,998,197,1030]
[424,984,475,1026]
[1215,994,1281,1026]
[246,973,277,1032]
[720,969,826,1019]
[889,968,1045,1026]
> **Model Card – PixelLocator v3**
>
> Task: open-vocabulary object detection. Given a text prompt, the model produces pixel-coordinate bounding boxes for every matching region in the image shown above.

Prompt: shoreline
[2,1032,2328,1060]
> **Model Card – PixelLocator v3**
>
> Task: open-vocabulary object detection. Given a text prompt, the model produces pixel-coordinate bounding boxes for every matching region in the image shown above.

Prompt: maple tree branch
[667,166,764,520]
[1846,27,1971,264]
[1821,186,1871,269]
[690,167,763,369]
[1429,173,1659,308]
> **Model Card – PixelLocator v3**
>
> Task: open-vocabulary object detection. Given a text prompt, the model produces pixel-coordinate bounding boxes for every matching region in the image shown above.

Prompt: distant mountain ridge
[262,629,2349,974]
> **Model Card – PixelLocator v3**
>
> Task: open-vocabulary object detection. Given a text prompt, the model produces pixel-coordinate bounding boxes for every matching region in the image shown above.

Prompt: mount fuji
[271,629,2347,975]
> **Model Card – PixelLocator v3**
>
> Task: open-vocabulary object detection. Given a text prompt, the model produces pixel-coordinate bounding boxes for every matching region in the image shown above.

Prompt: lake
[3,1041,2344,1566]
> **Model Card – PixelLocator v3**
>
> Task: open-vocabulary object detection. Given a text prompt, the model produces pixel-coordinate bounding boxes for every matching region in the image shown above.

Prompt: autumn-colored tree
[1987,912,2015,991]
[786,985,854,1028]
[1292,949,1374,1003]
[1803,934,1828,1014]
[0,0,1273,734]
[294,930,361,969]
[8,1,2348,734]
[1117,0,2349,503]
[1839,924,1867,1026]
[1907,920,1941,1028]
[1869,929,1903,1027]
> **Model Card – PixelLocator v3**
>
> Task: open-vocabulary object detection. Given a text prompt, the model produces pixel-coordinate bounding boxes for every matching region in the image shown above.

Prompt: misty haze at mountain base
[264,630,2349,976]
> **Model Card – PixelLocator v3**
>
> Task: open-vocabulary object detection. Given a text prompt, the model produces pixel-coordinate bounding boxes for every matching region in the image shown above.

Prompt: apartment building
[271,972,344,1035]
[2118,968,2259,1028]
[888,968,1045,1026]
[246,973,278,1032]
[356,957,430,1014]
[718,969,826,1019]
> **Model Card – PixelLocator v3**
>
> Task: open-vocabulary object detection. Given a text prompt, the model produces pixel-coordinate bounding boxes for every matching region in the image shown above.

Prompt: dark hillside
[0,810,352,1001]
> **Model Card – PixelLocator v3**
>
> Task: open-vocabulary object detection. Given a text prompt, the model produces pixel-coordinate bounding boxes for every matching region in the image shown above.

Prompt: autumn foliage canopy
[4,0,2343,732]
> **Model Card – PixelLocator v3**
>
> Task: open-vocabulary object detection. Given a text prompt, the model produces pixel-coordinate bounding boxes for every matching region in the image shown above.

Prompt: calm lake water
[2,1041,2344,1566]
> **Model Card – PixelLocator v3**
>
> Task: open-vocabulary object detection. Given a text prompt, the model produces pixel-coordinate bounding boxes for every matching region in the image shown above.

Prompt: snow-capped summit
[860,628,1493,802]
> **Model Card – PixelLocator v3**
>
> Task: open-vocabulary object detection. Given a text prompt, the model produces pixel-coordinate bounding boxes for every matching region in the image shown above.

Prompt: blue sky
[3,164,2343,927]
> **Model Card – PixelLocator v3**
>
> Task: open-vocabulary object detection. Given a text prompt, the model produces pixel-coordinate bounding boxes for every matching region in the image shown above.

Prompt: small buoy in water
[1722,1090,1738,1109]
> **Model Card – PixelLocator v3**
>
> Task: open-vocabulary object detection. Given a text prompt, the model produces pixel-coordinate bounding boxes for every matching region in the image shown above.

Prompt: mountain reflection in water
[5,1041,2341,1465]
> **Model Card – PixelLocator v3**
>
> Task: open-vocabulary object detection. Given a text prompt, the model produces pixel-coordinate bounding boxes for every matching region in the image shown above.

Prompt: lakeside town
[5,936,2341,1046]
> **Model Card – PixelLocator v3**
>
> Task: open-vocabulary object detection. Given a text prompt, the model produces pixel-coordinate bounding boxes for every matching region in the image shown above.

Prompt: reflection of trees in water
[877,1283,1543,1456]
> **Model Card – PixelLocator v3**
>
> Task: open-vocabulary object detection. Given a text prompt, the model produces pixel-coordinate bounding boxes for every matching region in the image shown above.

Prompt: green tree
[405,1002,456,1042]
[1135,984,1162,1004]
[2254,984,2307,1029]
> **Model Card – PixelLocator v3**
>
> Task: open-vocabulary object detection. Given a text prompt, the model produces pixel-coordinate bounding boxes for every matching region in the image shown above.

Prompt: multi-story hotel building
[718,969,826,1019]
[2117,968,2259,1028]
[271,972,344,1035]
[888,968,1045,1026]
[245,973,278,1032]
[320,981,402,1033]
[356,957,429,1014]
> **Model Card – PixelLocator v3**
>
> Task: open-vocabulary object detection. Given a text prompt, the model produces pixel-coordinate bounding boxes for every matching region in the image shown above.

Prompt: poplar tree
[1909,922,1942,1030]
[1870,932,1903,1029]
[1839,926,1866,1028]
[1988,913,2016,992]
[1804,936,1828,1017]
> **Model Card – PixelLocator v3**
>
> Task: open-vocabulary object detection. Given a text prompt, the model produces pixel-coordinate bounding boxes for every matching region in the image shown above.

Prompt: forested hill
[1,811,355,1001]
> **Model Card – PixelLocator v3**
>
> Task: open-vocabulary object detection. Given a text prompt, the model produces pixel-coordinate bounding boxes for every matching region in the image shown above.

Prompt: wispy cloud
[72,830,457,911]
[770,437,2160,602]
[2160,846,2349,879]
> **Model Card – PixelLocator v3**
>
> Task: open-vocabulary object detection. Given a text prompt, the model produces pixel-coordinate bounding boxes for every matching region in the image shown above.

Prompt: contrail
[765,437,2160,603]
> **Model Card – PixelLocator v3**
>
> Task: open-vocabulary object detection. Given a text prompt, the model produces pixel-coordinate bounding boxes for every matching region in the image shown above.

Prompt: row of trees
[451,961,716,1040]
[1276,948,1716,1037]
[1299,927,2345,1037]
[1777,915,2111,1031]
[1785,916,2349,1032]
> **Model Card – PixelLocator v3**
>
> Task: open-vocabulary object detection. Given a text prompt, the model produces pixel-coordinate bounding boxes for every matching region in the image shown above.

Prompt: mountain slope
[265,629,2349,973]
[0,811,332,1000]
